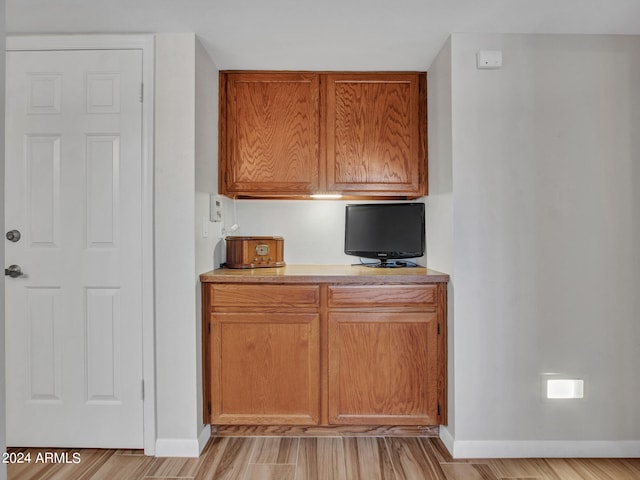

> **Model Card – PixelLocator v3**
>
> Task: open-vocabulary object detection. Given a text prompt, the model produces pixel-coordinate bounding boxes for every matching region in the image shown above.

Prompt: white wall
[426,37,454,437]
[0,0,7,476]
[230,200,427,266]
[231,200,351,264]
[225,198,432,265]
[430,33,640,457]
[194,37,219,435]
[154,33,217,456]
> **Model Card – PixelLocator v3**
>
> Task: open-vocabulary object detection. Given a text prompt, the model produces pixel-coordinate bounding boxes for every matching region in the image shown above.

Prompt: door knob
[6,230,21,242]
[4,265,24,278]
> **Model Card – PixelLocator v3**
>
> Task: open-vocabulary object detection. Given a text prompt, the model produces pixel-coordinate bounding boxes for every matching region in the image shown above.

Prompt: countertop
[199,264,449,284]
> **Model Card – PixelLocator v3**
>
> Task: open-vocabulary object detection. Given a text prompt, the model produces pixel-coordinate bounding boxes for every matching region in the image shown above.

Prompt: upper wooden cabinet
[220,72,321,196]
[219,71,427,199]
[326,73,425,197]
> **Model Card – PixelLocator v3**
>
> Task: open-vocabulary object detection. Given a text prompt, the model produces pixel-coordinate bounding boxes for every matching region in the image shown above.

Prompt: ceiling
[6,0,640,70]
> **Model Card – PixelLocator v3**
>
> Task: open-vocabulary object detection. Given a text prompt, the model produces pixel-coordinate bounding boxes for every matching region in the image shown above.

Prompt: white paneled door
[5,49,144,448]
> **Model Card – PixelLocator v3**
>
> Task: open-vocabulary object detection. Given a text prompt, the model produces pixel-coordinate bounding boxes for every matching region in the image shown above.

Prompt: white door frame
[6,34,156,455]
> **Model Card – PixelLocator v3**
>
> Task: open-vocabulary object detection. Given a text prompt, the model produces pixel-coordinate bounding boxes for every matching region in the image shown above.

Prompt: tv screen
[344,203,425,267]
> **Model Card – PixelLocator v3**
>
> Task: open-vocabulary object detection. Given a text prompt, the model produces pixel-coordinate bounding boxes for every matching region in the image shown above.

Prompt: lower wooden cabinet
[328,311,440,425]
[326,283,445,425]
[211,312,320,425]
[201,267,447,428]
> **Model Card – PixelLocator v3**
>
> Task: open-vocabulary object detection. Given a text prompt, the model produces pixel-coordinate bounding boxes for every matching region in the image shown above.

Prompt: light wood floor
[8,437,640,480]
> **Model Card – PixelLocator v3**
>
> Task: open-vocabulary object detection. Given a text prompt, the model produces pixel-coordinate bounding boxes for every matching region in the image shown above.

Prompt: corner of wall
[439,426,455,457]
[426,34,455,440]
[154,32,200,448]
[154,424,211,458]
[194,37,220,438]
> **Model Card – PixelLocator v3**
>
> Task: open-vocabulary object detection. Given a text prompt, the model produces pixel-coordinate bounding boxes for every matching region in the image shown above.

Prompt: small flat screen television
[344,203,425,267]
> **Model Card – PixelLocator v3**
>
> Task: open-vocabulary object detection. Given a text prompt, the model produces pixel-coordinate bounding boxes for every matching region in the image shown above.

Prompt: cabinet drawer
[328,284,436,308]
[210,284,320,308]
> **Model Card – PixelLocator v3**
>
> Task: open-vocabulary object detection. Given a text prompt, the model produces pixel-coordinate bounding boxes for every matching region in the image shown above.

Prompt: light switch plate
[202,215,209,238]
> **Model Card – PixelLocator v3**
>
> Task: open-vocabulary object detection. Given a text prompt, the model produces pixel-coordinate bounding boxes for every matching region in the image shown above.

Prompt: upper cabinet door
[220,72,321,196]
[326,73,426,197]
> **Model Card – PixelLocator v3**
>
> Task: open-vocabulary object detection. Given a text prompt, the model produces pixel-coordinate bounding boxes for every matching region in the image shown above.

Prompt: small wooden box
[225,236,285,269]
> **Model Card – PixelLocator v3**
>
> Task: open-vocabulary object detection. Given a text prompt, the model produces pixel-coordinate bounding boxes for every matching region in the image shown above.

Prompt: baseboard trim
[198,425,212,453]
[444,436,640,459]
[155,427,211,458]
[439,426,455,455]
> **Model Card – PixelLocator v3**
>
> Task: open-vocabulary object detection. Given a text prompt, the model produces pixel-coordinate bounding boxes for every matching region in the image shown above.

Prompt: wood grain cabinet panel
[328,311,439,425]
[210,284,320,309]
[220,72,321,196]
[211,312,320,425]
[201,271,447,429]
[326,73,426,197]
[328,284,435,308]
[219,71,426,199]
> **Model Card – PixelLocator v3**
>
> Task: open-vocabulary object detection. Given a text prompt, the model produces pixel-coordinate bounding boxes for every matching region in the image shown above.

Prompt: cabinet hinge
[437,323,441,335]
[207,401,211,415]
[140,83,144,103]
[437,401,441,417]
[208,322,211,334]
[141,379,145,400]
